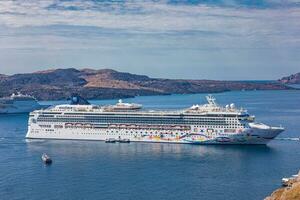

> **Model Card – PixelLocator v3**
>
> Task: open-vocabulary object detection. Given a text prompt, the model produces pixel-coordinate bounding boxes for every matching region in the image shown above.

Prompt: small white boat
[41,153,52,164]
[282,177,297,187]
[105,138,116,143]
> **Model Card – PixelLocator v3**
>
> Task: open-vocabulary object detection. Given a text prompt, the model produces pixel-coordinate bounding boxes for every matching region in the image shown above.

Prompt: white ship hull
[0,99,41,114]
[26,123,283,145]
[0,105,41,114]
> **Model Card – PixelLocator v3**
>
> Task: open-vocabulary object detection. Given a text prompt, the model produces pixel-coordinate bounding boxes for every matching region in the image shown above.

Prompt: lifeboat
[110,124,117,128]
[130,125,137,129]
[85,123,92,128]
[141,125,147,129]
[75,123,83,127]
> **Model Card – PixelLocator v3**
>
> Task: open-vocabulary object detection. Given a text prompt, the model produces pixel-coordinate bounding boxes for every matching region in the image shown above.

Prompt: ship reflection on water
[25,139,275,163]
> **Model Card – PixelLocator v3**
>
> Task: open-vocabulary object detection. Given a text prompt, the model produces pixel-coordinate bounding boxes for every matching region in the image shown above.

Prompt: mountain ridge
[279,72,300,84]
[0,68,293,100]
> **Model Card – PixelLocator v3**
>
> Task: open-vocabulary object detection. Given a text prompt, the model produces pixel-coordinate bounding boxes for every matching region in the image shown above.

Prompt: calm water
[1,90,300,200]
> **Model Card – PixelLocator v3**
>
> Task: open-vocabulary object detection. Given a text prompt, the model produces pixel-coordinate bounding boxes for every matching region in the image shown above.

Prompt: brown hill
[279,72,300,84]
[265,171,300,200]
[0,74,7,79]
[0,68,293,100]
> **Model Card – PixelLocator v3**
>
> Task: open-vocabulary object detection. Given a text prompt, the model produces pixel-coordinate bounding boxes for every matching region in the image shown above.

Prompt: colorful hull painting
[123,129,279,144]
[26,126,282,145]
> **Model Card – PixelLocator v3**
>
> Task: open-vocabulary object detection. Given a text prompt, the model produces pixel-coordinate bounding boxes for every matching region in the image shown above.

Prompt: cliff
[265,171,300,200]
[279,72,300,84]
[0,68,292,100]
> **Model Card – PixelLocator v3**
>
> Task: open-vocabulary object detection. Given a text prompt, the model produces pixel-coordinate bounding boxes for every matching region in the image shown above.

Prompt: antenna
[206,95,217,106]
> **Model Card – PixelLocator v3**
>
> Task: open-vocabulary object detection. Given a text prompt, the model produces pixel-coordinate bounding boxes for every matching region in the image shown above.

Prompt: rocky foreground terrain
[0,68,293,100]
[278,72,300,84]
[265,171,300,200]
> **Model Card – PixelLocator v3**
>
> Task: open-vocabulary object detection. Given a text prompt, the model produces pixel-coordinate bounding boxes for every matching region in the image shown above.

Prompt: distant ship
[26,95,284,144]
[0,93,41,114]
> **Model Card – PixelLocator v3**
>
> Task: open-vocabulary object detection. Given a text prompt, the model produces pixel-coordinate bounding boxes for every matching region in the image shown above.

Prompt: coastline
[265,171,300,200]
[0,68,295,101]
[38,87,298,102]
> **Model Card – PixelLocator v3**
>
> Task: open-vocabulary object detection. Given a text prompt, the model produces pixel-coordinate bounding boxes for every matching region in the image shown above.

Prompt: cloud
[0,0,299,36]
[0,0,299,79]
[0,0,299,50]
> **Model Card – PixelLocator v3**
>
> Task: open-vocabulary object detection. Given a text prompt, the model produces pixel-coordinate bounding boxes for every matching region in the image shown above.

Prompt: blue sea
[1,90,300,200]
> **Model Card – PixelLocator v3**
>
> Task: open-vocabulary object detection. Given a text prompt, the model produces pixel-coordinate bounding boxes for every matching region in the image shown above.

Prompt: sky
[0,0,299,80]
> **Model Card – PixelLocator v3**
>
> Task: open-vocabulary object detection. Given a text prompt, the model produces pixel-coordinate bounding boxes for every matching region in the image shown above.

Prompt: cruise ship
[0,93,41,114]
[26,96,284,144]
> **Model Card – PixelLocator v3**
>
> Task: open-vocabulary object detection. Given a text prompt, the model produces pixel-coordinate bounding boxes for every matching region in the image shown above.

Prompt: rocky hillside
[265,171,300,200]
[279,72,300,84]
[0,68,292,100]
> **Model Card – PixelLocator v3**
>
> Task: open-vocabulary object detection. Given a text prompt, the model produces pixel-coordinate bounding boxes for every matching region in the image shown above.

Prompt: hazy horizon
[0,0,299,80]
[0,66,297,81]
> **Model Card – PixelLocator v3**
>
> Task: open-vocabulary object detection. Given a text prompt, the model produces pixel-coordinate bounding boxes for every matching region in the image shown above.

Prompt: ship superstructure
[26,96,284,144]
[0,92,41,114]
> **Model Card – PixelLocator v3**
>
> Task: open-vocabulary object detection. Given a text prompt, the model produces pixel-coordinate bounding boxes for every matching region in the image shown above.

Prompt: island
[0,68,293,100]
[265,171,300,200]
[278,72,300,84]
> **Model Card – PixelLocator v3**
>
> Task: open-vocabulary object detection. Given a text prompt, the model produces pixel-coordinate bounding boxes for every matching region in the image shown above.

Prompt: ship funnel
[70,95,90,105]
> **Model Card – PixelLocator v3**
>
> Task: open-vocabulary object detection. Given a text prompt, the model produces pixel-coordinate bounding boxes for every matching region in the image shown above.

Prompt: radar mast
[206,95,217,106]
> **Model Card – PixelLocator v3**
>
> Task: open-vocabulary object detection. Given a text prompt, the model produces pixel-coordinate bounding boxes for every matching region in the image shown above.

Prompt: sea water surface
[1,90,300,200]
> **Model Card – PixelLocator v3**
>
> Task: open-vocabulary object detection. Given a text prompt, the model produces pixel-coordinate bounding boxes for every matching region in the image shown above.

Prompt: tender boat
[105,138,117,143]
[118,139,130,143]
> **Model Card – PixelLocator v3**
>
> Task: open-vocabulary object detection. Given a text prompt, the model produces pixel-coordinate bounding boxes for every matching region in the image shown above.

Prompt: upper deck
[32,95,250,118]
[0,92,37,103]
